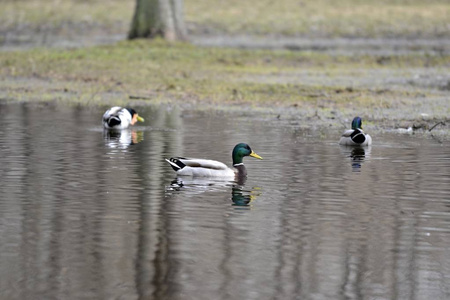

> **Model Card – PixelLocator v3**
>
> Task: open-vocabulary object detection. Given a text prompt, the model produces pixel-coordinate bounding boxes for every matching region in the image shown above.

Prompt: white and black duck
[165,143,262,178]
[103,107,144,130]
[339,116,372,146]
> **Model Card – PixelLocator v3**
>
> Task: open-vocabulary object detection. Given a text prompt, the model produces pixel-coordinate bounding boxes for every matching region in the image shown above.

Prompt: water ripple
[0,104,449,300]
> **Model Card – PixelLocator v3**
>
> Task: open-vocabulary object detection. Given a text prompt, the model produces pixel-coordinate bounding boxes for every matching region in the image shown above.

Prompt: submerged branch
[428,121,446,132]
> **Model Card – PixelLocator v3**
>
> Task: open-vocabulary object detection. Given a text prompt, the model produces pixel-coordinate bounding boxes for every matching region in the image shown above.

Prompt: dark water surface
[1,103,449,300]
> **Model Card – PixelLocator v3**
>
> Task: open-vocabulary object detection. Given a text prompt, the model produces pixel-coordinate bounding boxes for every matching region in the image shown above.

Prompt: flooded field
[1,103,449,299]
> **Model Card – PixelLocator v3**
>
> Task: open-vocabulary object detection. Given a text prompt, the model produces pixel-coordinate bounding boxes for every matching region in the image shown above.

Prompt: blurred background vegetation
[1,0,449,43]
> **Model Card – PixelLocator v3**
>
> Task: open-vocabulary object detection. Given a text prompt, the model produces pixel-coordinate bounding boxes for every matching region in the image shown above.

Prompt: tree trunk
[128,0,187,41]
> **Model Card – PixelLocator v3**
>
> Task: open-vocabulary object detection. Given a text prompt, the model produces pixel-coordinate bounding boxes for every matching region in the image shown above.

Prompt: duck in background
[339,116,372,146]
[165,143,262,178]
[103,107,144,130]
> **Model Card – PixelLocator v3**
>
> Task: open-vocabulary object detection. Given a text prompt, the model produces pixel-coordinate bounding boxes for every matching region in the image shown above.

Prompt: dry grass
[0,0,134,37]
[1,0,449,38]
[1,0,134,24]
[185,0,450,37]
[0,39,448,110]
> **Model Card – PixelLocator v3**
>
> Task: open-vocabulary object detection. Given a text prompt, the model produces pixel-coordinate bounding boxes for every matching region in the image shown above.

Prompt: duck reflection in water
[166,176,261,208]
[166,177,234,194]
[340,145,371,172]
[103,129,144,149]
[232,176,262,208]
[232,186,257,208]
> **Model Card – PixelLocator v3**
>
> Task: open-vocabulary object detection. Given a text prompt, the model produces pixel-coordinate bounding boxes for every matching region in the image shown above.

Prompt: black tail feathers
[350,129,366,144]
[107,116,121,127]
[166,157,186,171]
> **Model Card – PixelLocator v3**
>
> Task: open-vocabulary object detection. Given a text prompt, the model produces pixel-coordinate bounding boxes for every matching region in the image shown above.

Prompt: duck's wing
[165,157,234,177]
[350,129,367,144]
[341,129,354,137]
[103,107,130,129]
[103,106,122,120]
[166,157,229,171]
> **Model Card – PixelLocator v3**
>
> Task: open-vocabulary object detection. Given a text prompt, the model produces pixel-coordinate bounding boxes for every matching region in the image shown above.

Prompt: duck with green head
[165,143,263,178]
[339,116,372,146]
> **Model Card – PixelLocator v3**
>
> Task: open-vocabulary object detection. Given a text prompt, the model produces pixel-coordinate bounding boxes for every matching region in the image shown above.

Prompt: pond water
[0,103,449,300]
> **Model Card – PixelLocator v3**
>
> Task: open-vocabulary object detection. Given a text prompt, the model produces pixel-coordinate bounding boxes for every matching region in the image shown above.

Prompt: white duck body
[103,106,133,130]
[165,158,236,177]
[339,129,372,146]
[166,143,262,179]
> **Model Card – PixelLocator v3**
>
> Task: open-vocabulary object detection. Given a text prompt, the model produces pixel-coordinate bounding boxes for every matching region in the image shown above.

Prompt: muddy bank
[0,25,127,51]
[0,13,448,141]
[191,35,450,56]
[2,29,450,57]
[1,74,448,143]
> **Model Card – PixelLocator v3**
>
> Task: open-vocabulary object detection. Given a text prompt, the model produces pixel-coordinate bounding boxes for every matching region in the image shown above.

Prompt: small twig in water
[428,121,446,132]
[129,95,152,100]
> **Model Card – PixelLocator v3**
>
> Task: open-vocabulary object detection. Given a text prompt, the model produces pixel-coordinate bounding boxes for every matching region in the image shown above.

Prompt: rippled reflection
[0,103,449,300]
[340,145,371,171]
[167,176,261,208]
[231,186,254,207]
[103,129,144,149]
[166,177,233,193]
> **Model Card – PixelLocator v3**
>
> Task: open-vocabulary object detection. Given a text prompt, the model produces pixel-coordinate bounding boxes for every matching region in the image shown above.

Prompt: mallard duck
[103,107,144,129]
[339,116,372,146]
[165,143,262,178]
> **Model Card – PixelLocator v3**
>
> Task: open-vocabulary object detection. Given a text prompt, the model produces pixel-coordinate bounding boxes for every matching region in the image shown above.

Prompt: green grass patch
[1,39,448,108]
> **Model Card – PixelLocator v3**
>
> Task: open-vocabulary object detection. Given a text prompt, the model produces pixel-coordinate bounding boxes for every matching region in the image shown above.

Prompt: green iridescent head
[232,143,262,165]
[351,117,363,130]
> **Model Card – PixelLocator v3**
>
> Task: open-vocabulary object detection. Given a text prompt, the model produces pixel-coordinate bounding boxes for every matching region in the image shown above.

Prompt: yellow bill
[137,115,145,122]
[250,151,263,159]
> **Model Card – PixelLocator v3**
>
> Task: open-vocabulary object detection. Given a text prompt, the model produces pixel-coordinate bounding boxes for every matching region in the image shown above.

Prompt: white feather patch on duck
[339,129,372,146]
[339,117,372,146]
[165,157,236,177]
[166,143,262,178]
[103,107,133,129]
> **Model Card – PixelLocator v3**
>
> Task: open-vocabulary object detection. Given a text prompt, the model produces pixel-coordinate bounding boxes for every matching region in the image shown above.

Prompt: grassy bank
[1,40,449,112]
[0,1,449,136]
